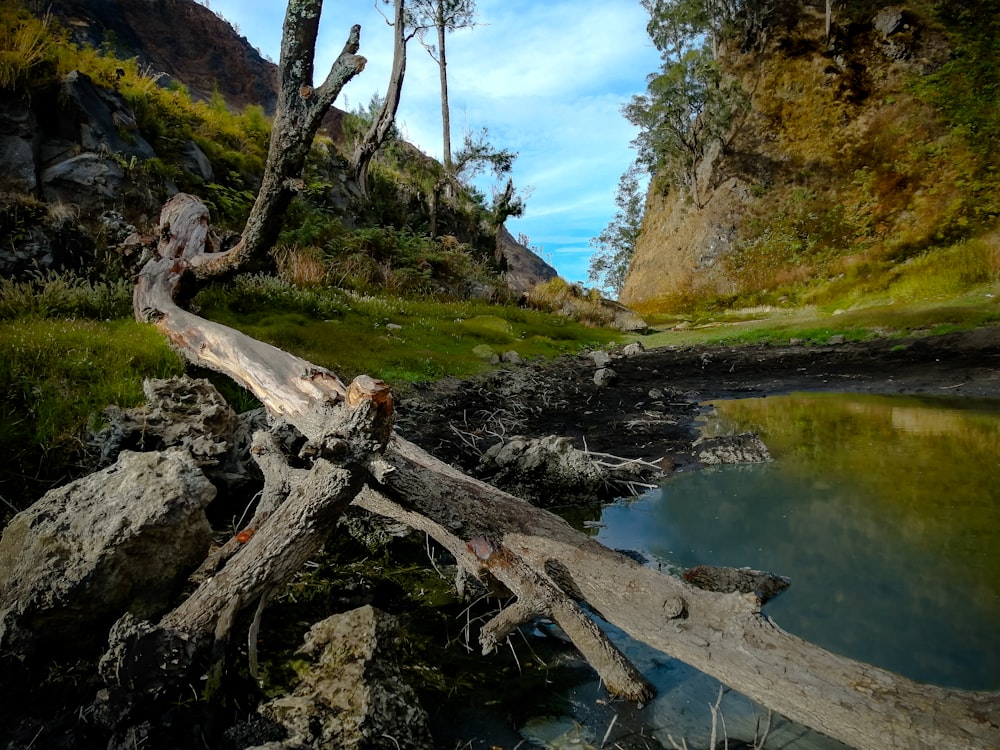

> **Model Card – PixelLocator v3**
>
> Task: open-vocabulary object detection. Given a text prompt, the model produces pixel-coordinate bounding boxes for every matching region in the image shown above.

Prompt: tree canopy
[625,0,750,207]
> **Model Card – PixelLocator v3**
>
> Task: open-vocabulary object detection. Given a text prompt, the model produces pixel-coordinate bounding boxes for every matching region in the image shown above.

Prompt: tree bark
[436,1,452,175]
[193,2,366,279]
[350,0,409,195]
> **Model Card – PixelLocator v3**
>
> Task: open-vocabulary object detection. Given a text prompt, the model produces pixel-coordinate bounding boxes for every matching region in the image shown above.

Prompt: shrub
[0,8,55,90]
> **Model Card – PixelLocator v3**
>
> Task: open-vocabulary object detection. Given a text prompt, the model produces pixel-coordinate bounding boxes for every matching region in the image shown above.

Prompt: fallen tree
[14,2,1000,748]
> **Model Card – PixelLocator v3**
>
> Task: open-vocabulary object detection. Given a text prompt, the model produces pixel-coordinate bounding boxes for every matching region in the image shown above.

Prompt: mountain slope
[621,0,999,312]
[47,0,279,113]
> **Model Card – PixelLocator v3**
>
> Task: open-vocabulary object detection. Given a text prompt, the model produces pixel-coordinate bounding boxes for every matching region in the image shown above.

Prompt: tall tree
[350,0,417,195]
[588,163,645,297]
[426,125,517,237]
[409,0,477,174]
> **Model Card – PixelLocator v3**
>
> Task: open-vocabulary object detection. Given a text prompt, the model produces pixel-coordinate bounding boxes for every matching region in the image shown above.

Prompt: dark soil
[396,327,1000,479]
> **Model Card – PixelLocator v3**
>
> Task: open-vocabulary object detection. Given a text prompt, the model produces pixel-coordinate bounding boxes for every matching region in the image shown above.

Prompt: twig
[601,713,619,747]
[753,709,773,749]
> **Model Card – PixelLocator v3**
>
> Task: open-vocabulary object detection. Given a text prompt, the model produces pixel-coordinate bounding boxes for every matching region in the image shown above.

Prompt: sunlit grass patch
[0,318,184,513]
[195,278,619,384]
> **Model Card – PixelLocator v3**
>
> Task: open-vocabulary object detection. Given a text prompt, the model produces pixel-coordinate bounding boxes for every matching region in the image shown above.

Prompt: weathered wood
[135,188,999,749]
[194,3,366,279]
[371,435,1000,750]
[354,490,654,702]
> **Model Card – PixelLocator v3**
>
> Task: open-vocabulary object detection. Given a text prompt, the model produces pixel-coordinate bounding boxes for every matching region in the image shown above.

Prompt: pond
[598,392,1000,692]
[516,392,1000,749]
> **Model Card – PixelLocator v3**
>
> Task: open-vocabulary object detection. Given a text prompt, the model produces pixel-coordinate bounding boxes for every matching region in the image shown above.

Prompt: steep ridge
[620,1,976,310]
[47,0,280,114]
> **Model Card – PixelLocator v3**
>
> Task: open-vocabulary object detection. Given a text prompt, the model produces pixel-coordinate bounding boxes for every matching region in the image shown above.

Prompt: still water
[597,392,1000,691]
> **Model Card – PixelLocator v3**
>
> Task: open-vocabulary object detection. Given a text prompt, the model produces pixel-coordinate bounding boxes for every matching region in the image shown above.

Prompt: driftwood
[113,2,999,747]
[122,190,1000,750]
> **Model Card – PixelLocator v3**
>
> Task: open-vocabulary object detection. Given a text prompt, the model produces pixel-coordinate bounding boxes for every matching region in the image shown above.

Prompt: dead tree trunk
[192,1,366,279]
[350,0,409,195]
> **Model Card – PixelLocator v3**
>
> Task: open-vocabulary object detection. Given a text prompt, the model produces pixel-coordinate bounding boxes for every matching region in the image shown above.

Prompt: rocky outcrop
[95,376,264,493]
[0,449,214,660]
[497,224,559,293]
[260,605,432,750]
[620,2,952,309]
[694,432,772,465]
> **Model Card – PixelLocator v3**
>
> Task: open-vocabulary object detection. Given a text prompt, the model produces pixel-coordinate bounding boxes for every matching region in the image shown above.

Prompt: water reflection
[597,392,1000,691]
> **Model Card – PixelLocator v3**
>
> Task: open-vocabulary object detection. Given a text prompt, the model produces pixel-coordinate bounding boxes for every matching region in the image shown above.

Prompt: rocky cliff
[47,0,280,113]
[620,1,975,311]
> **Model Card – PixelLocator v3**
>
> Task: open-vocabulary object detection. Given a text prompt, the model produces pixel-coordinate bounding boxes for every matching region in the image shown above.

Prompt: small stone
[594,367,618,387]
[648,388,664,400]
[789,338,805,346]
[472,344,500,364]
[827,334,847,345]
[385,323,403,331]
[622,342,645,357]
[501,350,523,365]
[590,350,612,367]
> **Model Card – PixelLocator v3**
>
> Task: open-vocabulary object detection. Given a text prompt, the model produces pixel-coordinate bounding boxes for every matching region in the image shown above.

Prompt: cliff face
[620,2,957,310]
[47,0,279,113]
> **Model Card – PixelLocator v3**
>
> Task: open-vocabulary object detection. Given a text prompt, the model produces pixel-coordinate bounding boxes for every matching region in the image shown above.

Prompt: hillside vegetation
[0,0,613,513]
[620,0,1000,315]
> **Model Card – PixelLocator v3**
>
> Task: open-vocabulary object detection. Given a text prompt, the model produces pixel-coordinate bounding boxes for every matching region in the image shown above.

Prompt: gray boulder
[0,449,215,659]
[95,376,263,491]
[0,134,36,191]
[479,435,605,506]
[0,97,38,191]
[178,139,214,182]
[590,349,612,368]
[41,152,125,211]
[59,70,155,161]
[260,605,432,750]
[622,341,645,358]
[873,6,905,37]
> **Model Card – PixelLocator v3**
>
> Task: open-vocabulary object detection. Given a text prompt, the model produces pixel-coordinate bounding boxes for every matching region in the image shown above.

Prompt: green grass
[194,276,619,384]
[0,318,184,514]
[634,289,1000,348]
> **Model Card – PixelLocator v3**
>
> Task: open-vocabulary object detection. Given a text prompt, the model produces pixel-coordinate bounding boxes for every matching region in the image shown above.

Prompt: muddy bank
[393,327,1000,747]
[395,327,1000,479]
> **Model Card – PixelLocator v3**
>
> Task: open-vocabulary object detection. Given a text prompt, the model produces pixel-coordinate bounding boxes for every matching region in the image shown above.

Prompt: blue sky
[198,0,659,285]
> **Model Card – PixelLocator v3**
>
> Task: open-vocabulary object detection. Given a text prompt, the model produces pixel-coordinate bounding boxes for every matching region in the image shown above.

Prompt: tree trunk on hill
[190,0,366,280]
[350,0,410,195]
[117,2,1000,749]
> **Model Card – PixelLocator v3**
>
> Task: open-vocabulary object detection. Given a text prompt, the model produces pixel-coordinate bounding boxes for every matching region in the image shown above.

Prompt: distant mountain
[496,226,558,294]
